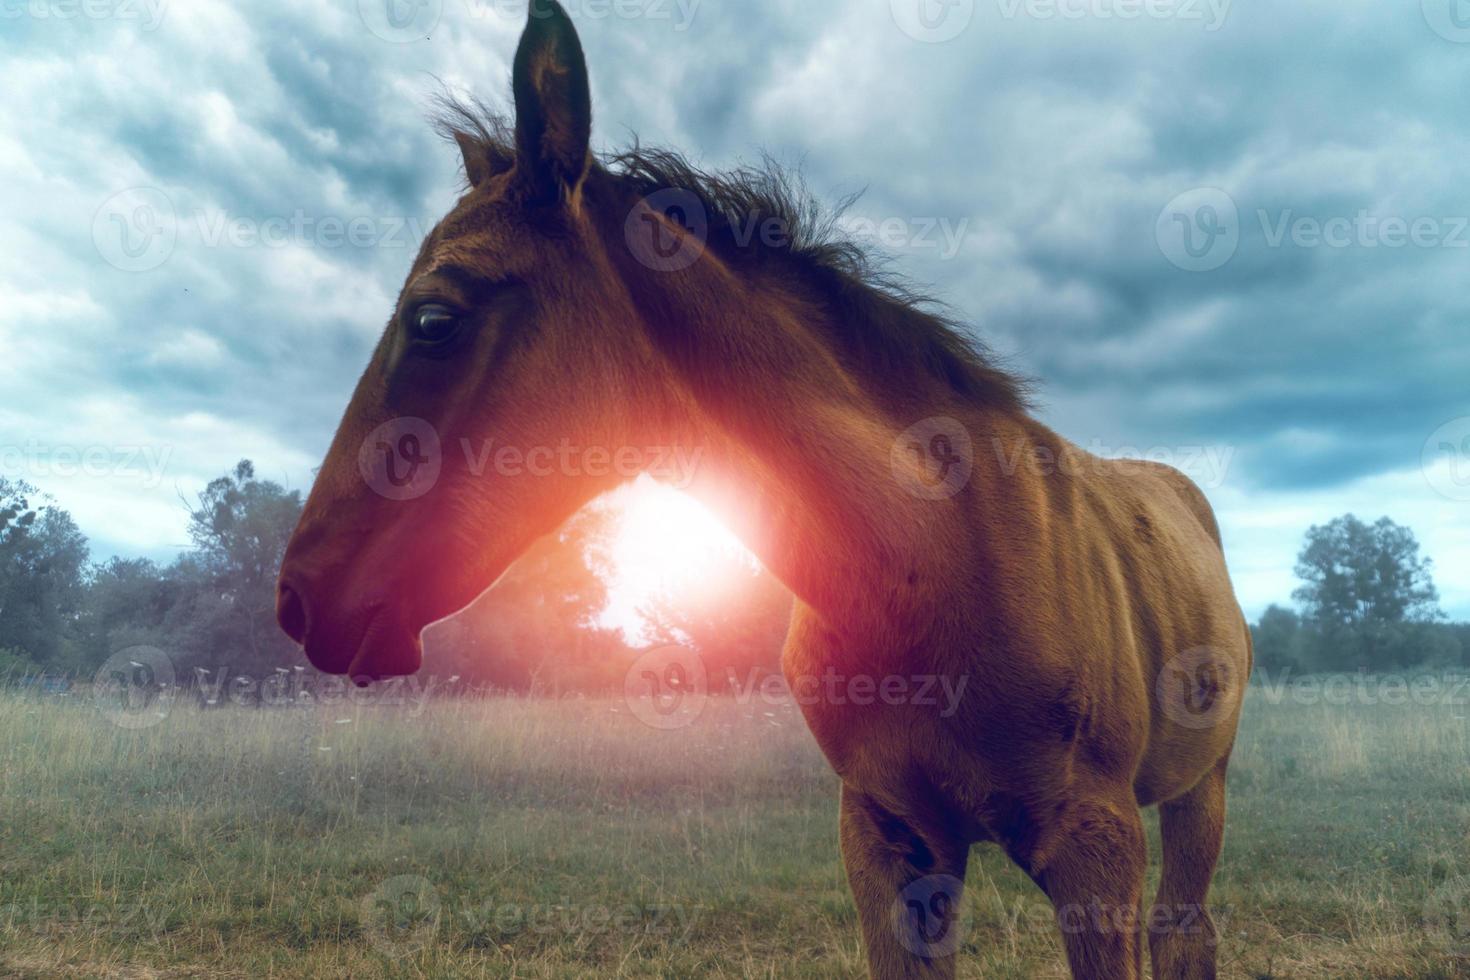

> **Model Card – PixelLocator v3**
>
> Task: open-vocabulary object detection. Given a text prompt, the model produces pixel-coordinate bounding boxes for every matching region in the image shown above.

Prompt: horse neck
[632,257,985,633]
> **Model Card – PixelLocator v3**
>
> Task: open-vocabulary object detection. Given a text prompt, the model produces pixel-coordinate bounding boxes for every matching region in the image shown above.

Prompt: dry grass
[1,682,1468,978]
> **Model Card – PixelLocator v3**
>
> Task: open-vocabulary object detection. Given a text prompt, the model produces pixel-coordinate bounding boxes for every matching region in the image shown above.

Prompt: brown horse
[277,3,1251,976]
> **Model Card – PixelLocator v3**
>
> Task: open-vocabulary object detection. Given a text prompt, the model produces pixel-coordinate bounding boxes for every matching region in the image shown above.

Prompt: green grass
[1,684,1469,978]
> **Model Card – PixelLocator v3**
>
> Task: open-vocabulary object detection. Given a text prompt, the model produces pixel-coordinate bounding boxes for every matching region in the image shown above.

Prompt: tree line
[0,460,789,692]
[1,461,307,681]
[1,460,1463,689]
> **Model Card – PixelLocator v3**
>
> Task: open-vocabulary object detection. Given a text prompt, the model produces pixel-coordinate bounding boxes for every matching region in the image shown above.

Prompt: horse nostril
[277,584,308,644]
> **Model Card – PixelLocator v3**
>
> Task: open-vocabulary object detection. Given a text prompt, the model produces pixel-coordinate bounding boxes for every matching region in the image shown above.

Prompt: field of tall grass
[2,677,1469,978]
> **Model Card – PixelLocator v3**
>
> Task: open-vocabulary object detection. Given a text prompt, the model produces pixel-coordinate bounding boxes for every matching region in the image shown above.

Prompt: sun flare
[599,476,755,637]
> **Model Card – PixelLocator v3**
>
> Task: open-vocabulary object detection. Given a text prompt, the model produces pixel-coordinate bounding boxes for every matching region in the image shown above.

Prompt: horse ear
[512,0,592,202]
[455,131,493,188]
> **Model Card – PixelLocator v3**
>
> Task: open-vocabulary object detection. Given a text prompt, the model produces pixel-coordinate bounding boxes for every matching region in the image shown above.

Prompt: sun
[599,475,755,638]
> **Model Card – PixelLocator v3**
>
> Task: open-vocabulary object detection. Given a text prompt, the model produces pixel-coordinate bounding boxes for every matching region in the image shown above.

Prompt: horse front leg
[1024,791,1148,980]
[1149,755,1230,980]
[839,784,971,980]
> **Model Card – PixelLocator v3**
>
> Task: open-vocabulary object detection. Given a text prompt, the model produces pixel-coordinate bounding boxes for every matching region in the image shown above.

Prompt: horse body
[277,5,1249,976]
[689,374,1251,977]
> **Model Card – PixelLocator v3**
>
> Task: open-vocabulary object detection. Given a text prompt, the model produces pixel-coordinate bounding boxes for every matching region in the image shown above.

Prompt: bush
[0,646,38,682]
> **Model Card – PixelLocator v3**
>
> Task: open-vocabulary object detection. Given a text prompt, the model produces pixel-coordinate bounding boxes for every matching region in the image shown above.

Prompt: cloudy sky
[1,0,1467,619]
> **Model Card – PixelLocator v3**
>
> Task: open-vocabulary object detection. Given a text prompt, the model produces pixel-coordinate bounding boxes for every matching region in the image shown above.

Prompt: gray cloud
[1,0,1465,616]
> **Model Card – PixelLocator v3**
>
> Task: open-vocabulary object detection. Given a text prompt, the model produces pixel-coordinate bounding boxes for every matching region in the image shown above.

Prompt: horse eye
[410,304,462,346]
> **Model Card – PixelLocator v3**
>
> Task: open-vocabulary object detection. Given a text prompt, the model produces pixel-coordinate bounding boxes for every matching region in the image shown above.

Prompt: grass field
[2,678,1469,978]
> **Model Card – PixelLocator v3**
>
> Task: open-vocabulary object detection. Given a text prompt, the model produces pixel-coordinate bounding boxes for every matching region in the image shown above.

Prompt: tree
[75,557,177,668]
[167,461,304,676]
[1250,604,1303,674]
[1292,515,1444,670]
[1451,623,1470,668]
[1293,515,1441,628]
[187,461,302,594]
[0,478,89,670]
[641,555,792,693]
[426,505,630,692]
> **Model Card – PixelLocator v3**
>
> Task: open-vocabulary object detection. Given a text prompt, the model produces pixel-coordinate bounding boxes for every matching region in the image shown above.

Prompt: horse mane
[434,98,1032,412]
